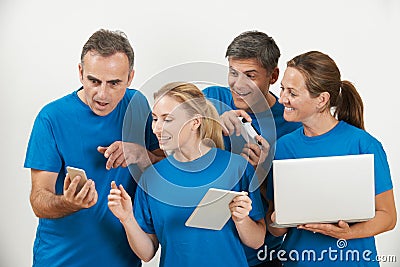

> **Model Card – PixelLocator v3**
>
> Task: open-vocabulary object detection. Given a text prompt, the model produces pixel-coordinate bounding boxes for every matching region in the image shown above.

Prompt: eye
[246,74,256,79]
[289,89,297,97]
[229,69,238,77]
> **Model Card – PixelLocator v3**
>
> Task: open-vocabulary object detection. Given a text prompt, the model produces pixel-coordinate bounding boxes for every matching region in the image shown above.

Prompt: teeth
[232,90,250,96]
[285,107,294,111]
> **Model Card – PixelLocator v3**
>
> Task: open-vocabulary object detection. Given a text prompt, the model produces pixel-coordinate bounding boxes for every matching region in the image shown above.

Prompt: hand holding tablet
[185,188,247,231]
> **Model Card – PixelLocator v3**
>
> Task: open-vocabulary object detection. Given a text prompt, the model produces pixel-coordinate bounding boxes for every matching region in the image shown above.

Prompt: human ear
[269,67,279,85]
[317,92,331,110]
[191,115,202,131]
[78,63,84,83]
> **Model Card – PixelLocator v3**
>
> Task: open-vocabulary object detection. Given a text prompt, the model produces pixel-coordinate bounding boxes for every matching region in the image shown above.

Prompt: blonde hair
[154,82,225,149]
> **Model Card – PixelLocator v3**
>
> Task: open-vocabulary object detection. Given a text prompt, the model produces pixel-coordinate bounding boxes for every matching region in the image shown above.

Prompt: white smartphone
[238,116,261,145]
[66,166,88,193]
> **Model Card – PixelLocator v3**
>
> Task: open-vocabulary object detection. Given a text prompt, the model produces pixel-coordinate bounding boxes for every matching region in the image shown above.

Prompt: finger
[106,149,123,170]
[231,206,250,217]
[108,194,122,201]
[338,220,349,229]
[64,174,72,192]
[222,116,235,136]
[90,191,98,206]
[111,181,118,189]
[83,182,96,204]
[234,110,251,123]
[97,146,107,154]
[119,185,131,200]
[241,147,258,162]
[271,211,276,222]
[255,136,270,152]
[66,176,80,196]
[220,121,229,136]
[240,152,257,167]
[112,154,127,169]
[75,179,92,200]
[104,142,122,158]
[246,143,262,157]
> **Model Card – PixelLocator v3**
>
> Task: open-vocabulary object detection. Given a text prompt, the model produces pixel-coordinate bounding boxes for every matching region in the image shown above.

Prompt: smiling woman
[267,51,397,267]
[107,82,268,267]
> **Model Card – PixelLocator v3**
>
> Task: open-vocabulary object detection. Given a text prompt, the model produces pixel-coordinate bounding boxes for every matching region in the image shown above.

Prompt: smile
[285,107,295,111]
[232,89,251,97]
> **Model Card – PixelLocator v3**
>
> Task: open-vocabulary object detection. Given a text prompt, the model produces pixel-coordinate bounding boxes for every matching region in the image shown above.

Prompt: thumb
[235,110,251,122]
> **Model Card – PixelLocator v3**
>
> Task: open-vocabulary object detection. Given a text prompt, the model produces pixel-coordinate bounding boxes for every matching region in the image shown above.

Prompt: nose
[229,73,250,92]
[152,119,163,135]
[97,83,108,99]
[279,89,288,104]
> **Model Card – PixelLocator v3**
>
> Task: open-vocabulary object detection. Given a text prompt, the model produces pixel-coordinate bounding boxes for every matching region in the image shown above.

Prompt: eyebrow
[151,112,174,118]
[229,66,258,74]
[87,75,123,84]
[281,83,297,91]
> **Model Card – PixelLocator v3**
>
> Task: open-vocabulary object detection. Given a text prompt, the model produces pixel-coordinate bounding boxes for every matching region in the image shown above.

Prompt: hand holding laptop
[297,220,351,239]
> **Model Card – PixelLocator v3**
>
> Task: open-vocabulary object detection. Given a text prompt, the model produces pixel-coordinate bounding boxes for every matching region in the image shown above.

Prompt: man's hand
[63,174,98,210]
[98,141,152,170]
[240,135,270,168]
[220,110,252,136]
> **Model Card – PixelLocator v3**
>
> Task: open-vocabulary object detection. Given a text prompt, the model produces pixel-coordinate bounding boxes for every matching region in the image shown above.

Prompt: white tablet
[185,188,246,231]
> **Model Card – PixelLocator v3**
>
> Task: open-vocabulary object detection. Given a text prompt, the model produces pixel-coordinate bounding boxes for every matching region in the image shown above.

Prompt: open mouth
[95,100,109,107]
[284,106,294,111]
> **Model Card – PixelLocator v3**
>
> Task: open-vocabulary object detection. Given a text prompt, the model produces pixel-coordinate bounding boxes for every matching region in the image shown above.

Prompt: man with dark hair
[24,29,162,267]
[203,30,301,267]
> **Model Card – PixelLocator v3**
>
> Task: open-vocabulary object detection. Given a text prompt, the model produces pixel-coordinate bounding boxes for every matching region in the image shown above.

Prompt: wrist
[119,213,134,225]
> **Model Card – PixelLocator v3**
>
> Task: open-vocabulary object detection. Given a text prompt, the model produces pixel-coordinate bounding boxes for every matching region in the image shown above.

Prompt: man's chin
[232,99,252,112]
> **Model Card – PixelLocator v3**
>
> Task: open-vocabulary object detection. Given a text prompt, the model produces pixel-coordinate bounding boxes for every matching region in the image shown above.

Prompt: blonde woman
[108,82,266,266]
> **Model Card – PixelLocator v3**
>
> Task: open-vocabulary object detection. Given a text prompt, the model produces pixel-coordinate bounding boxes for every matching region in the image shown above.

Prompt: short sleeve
[133,182,156,234]
[364,140,393,195]
[24,109,62,172]
[243,163,265,221]
[123,91,159,152]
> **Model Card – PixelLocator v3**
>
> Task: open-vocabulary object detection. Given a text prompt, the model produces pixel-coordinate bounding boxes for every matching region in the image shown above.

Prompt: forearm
[235,217,266,249]
[345,209,396,240]
[120,214,158,262]
[137,149,164,171]
[265,200,288,236]
[30,188,79,218]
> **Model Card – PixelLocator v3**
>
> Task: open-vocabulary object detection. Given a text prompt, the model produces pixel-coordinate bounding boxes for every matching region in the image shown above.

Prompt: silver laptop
[272,154,375,228]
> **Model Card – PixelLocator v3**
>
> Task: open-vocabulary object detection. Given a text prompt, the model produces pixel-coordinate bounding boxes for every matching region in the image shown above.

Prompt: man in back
[203,30,301,267]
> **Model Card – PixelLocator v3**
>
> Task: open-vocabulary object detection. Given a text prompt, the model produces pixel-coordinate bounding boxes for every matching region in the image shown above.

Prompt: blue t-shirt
[134,148,265,267]
[203,86,301,265]
[267,121,393,267]
[24,88,158,267]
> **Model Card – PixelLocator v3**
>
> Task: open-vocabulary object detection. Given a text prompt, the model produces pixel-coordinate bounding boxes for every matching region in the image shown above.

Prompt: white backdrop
[1,0,399,266]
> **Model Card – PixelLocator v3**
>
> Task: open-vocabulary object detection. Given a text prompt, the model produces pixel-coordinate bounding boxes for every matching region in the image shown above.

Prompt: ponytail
[334,81,364,130]
[201,100,225,150]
